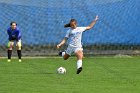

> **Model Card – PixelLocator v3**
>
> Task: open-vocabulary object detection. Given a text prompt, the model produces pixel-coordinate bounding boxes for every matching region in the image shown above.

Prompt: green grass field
[0,57,140,93]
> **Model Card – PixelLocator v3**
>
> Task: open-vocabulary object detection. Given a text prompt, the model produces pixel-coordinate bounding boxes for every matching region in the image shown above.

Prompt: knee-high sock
[62,52,65,57]
[17,50,22,59]
[77,60,82,69]
[8,50,12,59]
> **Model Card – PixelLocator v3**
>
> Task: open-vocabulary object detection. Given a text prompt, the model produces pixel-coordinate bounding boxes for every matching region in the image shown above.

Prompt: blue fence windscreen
[0,0,139,46]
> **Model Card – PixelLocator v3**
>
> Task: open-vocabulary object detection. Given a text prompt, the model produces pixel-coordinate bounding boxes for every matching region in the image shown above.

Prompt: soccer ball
[57,67,66,74]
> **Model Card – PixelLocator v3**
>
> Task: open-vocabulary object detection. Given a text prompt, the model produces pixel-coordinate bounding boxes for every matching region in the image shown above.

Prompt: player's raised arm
[86,15,99,30]
[57,37,68,49]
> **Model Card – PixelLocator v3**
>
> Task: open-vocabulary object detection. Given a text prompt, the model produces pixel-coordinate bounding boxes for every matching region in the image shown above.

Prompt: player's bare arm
[57,37,68,49]
[86,15,99,30]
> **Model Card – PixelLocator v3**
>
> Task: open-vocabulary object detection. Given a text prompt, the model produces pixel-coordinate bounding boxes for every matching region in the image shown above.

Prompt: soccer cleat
[58,51,63,56]
[7,59,11,62]
[76,67,83,74]
[19,59,22,62]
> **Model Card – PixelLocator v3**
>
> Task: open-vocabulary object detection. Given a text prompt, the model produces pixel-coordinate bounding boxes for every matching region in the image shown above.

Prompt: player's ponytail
[64,19,77,28]
[64,23,70,28]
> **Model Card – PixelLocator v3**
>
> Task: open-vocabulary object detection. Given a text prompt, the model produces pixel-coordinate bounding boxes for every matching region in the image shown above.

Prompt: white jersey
[65,27,87,47]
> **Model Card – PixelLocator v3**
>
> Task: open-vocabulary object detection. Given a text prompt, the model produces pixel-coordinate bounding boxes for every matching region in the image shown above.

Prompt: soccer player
[7,22,22,62]
[57,15,99,74]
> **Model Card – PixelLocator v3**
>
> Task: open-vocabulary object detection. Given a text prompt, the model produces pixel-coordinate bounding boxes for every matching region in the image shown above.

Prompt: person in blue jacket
[7,22,22,62]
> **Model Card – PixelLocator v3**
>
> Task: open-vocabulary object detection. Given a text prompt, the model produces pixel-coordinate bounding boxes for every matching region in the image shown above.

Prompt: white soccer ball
[57,67,66,74]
